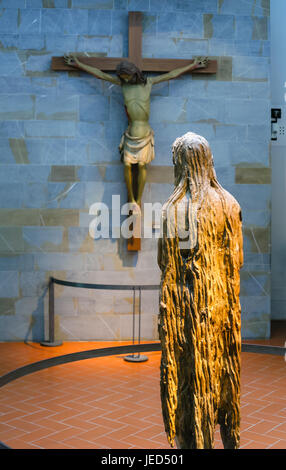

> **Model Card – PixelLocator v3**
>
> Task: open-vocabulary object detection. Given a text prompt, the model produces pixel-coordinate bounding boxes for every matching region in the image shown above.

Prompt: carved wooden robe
[157,132,243,449]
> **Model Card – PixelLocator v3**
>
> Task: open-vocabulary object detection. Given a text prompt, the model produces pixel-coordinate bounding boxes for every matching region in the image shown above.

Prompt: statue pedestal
[127,206,141,251]
[127,236,141,251]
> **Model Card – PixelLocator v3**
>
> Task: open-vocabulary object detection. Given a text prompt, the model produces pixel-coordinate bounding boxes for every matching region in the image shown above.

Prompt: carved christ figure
[158,132,243,449]
[64,55,208,208]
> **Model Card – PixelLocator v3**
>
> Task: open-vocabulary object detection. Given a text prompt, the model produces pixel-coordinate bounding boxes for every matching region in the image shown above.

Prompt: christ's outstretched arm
[64,54,121,86]
[150,56,209,85]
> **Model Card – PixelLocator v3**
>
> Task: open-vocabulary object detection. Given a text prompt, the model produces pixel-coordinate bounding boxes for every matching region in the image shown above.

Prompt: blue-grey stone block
[110,94,126,122]
[0,271,19,298]
[25,139,66,164]
[223,39,269,57]
[72,0,113,8]
[19,271,47,297]
[0,0,24,6]
[209,141,231,166]
[186,98,225,123]
[23,226,64,251]
[228,184,271,212]
[243,253,270,266]
[157,13,203,39]
[146,36,208,59]
[176,38,209,57]
[219,0,269,16]
[214,166,235,186]
[231,141,269,166]
[247,124,270,142]
[77,121,106,140]
[66,138,90,164]
[0,121,24,138]
[77,165,103,181]
[0,165,19,182]
[208,38,227,56]
[235,16,268,41]
[0,227,23,252]
[0,8,18,33]
[45,34,78,53]
[248,82,270,99]
[18,34,45,51]
[142,34,181,59]
[58,75,100,95]
[0,95,34,120]
[35,95,78,121]
[25,53,53,73]
[68,226,91,252]
[88,10,112,35]
[150,79,169,97]
[225,99,269,125]
[233,56,270,81]
[206,81,249,99]
[27,0,69,5]
[20,165,51,183]
[79,95,110,122]
[0,254,35,272]
[22,183,48,208]
[0,77,57,95]
[215,124,247,141]
[128,0,150,10]
[205,14,235,39]
[240,295,270,316]
[0,51,24,76]
[35,253,86,271]
[114,0,128,9]
[142,13,156,33]
[76,35,121,56]
[111,10,128,36]
[42,9,89,34]
[24,121,76,138]
[47,182,85,208]
[0,33,19,49]
[150,96,187,124]
[241,272,270,296]
[18,9,41,34]
[85,181,125,208]
[174,0,218,12]
[244,311,271,339]
[0,183,22,208]
[104,165,124,182]
[0,138,22,163]
[241,210,270,228]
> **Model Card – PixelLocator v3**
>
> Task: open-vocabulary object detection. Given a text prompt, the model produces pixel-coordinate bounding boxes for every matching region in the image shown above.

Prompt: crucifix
[52,12,217,251]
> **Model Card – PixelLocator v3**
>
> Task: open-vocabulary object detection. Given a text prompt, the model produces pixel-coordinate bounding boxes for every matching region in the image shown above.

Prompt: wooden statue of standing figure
[157,132,243,449]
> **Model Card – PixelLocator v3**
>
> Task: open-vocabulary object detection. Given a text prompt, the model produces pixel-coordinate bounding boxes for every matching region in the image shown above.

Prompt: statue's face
[119,73,133,83]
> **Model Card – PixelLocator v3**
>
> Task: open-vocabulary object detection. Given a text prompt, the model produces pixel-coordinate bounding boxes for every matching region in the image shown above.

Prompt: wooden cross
[52,11,217,252]
[52,11,217,75]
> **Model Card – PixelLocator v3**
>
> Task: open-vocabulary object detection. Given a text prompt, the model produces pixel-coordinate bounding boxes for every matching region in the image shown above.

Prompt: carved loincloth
[119,129,155,165]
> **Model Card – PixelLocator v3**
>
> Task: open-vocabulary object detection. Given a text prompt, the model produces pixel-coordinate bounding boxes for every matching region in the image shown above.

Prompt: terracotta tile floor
[0,322,285,450]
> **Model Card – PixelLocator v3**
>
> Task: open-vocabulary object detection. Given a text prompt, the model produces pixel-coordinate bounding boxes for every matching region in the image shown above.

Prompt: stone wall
[0,0,271,341]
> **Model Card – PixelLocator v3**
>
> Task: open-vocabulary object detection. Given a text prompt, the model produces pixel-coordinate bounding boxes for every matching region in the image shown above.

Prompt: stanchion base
[124,354,148,363]
[40,341,63,347]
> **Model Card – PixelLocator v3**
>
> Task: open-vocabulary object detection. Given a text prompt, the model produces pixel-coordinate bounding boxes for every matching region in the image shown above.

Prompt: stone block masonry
[0,0,271,341]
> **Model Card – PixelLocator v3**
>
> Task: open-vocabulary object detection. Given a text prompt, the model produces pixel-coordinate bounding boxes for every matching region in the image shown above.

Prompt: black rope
[51,277,160,291]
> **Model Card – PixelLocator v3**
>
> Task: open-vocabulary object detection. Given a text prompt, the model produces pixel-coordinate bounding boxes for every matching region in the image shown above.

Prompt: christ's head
[116,60,147,85]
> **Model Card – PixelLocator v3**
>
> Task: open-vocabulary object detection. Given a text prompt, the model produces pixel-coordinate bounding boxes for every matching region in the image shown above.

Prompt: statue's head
[172,132,216,186]
[116,60,147,85]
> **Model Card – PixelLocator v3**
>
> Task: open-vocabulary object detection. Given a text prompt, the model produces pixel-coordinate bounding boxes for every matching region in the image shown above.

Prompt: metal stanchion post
[124,287,148,363]
[41,278,62,347]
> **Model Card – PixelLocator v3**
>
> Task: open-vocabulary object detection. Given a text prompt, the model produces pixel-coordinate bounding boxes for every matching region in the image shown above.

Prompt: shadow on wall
[24,285,48,343]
